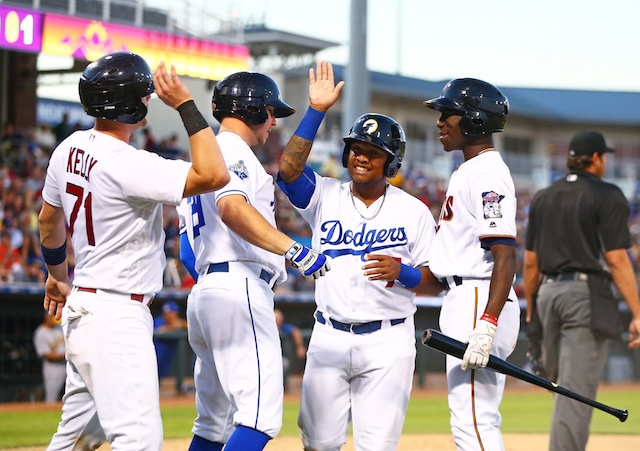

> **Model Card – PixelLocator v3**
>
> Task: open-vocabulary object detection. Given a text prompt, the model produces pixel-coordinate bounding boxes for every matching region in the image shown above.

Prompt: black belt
[438,275,463,291]
[315,311,405,335]
[206,262,273,285]
[542,272,589,284]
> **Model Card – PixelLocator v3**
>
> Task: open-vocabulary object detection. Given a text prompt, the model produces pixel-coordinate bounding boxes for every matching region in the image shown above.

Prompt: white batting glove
[285,242,331,280]
[461,318,497,371]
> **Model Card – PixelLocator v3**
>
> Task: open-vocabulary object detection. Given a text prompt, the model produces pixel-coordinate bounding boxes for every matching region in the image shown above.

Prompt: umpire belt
[204,261,277,289]
[315,310,405,335]
[542,272,589,284]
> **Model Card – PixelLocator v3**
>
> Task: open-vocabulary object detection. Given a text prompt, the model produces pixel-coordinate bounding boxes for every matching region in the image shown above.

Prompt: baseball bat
[421,329,628,422]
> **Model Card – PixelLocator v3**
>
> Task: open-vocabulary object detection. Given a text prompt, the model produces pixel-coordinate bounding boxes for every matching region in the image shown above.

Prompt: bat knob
[620,409,628,422]
[421,329,433,345]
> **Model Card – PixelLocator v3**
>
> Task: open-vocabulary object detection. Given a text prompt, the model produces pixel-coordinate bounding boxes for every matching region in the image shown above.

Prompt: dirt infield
[8,434,637,450]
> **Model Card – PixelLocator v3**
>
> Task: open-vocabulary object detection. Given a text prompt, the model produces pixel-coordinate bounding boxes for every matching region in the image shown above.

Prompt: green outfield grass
[0,388,638,448]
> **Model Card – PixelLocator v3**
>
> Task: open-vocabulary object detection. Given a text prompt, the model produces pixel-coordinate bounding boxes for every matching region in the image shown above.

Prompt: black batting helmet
[423,78,509,136]
[79,52,154,124]
[342,113,406,178]
[212,72,295,125]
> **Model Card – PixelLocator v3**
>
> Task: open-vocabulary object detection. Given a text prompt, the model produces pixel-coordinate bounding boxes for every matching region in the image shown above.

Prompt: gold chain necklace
[477,147,496,156]
[349,182,388,221]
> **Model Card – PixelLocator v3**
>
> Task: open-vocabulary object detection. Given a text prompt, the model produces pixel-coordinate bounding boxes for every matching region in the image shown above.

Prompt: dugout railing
[1,284,639,402]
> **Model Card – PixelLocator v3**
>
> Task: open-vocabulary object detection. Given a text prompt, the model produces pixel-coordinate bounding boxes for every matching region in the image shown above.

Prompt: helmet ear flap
[342,144,351,168]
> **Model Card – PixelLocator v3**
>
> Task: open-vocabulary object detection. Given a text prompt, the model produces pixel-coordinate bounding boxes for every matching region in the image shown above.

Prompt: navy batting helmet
[212,72,295,125]
[423,78,509,136]
[342,113,406,178]
[79,52,154,124]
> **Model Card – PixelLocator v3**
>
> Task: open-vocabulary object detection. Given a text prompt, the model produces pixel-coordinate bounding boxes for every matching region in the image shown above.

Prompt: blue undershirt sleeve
[276,165,317,209]
[179,232,198,280]
[480,236,517,251]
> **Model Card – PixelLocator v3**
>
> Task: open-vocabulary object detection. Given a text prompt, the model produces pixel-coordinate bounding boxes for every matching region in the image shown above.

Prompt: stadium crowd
[4,121,640,298]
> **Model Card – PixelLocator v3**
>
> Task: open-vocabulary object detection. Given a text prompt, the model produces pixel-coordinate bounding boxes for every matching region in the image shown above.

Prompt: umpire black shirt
[525,170,631,275]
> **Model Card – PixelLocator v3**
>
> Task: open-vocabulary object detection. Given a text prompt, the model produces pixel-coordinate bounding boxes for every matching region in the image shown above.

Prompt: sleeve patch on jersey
[228,160,249,180]
[482,191,505,219]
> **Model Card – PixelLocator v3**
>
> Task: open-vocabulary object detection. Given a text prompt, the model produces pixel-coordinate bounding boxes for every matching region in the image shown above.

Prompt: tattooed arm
[279,60,344,184]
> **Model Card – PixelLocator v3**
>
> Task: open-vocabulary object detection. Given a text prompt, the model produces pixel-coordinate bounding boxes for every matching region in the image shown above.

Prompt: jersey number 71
[66,182,95,246]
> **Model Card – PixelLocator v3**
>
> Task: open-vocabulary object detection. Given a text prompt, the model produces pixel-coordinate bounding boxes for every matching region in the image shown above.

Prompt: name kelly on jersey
[66,147,98,182]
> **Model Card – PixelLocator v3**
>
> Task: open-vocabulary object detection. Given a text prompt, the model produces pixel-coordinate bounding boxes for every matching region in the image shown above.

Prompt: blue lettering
[344,229,353,244]
[321,220,343,245]
[318,220,408,253]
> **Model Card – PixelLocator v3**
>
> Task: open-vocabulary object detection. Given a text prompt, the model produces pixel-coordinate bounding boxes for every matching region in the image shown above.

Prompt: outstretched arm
[279,61,344,184]
[153,61,230,197]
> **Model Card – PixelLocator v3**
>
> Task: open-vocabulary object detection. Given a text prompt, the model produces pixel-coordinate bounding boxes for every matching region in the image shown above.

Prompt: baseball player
[178,69,331,451]
[38,52,229,450]
[423,78,521,451]
[33,313,66,403]
[277,61,440,451]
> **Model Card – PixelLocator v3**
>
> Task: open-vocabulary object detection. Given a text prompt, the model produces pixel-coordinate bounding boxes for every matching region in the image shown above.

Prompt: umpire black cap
[568,131,615,156]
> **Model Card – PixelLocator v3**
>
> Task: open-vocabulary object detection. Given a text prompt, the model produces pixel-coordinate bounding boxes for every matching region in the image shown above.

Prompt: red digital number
[66,183,95,246]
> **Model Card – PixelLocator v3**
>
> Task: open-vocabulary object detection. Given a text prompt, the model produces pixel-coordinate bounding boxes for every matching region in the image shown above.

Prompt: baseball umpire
[424,78,520,451]
[523,130,640,450]
[39,52,229,449]
[178,68,332,451]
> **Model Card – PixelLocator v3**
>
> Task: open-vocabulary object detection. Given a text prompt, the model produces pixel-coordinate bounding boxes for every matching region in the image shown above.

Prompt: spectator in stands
[52,113,73,145]
[33,312,66,403]
[143,127,157,151]
[274,308,306,392]
[0,227,21,282]
[34,123,56,153]
[153,301,188,380]
[20,231,46,283]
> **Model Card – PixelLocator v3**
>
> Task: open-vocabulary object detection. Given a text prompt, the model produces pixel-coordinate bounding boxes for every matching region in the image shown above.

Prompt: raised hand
[308,60,345,113]
[285,241,332,280]
[153,61,194,110]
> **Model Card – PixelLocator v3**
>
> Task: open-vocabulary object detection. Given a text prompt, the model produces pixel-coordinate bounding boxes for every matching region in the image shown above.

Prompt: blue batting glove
[285,242,331,280]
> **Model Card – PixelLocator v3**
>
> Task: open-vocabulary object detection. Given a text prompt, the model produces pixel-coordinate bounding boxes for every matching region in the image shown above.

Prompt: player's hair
[567,155,594,171]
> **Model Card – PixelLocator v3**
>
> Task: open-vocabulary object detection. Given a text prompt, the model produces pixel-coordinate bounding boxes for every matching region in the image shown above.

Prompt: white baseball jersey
[45,128,191,450]
[280,168,436,450]
[431,150,520,451]
[428,150,517,280]
[182,131,285,283]
[183,130,285,442]
[42,129,191,294]
[295,176,435,322]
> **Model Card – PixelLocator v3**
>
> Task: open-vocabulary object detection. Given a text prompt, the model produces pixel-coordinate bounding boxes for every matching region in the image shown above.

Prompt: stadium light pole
[342,0,370,135]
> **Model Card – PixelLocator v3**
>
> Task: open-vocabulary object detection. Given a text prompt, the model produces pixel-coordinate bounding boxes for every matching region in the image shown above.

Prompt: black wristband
[177,100,210,137]
[40,242,67,266]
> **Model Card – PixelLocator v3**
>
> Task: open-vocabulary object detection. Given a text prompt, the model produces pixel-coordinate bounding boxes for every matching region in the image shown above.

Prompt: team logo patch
[362,118,378,135]
[228,160,249,180]
[482,191,504,219]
